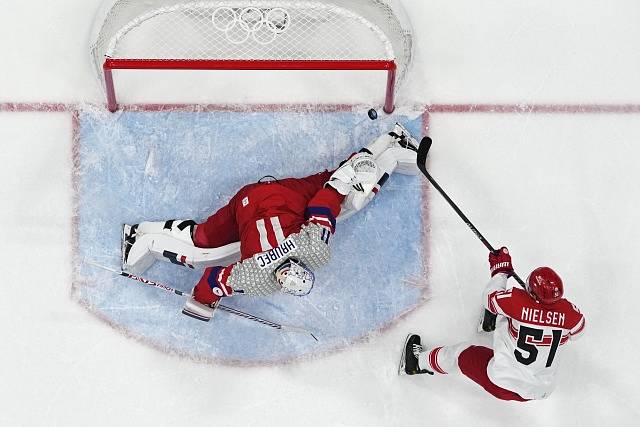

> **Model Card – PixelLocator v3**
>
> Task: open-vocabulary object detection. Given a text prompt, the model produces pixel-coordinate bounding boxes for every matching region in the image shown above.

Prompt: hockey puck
[368,108,378,120]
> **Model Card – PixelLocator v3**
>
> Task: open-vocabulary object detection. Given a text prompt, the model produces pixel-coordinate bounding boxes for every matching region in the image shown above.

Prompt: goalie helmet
[527,267,564,305]
[274,258,315,296]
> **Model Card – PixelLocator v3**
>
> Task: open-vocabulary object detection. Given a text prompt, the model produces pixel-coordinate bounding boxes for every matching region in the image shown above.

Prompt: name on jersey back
[521,307,565,327]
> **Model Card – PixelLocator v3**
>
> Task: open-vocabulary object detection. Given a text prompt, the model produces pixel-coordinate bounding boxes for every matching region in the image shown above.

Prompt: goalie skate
[398,333,434,376]
[390,123,419,152]
[383,123,419,175]
[121,223,138,270]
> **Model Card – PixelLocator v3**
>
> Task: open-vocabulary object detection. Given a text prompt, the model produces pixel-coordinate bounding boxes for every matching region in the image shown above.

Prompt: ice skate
[398,333,434,376]
[374,123,419,175]
[389,122,419,152]
[121,223,139,270]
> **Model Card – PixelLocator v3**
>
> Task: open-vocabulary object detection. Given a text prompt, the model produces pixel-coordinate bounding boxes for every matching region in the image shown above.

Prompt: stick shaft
[87,261,317,337]
[417,138,526,288]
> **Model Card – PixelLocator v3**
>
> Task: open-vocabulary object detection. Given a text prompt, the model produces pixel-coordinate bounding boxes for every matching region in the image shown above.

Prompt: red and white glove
[193,266,233,304]
[305,205,337,235]
[182,266,233,322]
[489,247,514,277]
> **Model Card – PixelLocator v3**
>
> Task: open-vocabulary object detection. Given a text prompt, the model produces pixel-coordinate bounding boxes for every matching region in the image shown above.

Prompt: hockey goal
[90,0,414,112]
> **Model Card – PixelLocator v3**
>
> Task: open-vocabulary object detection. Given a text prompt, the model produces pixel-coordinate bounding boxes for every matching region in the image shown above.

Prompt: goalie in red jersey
[122,123,420,321]
[400,247,586,401]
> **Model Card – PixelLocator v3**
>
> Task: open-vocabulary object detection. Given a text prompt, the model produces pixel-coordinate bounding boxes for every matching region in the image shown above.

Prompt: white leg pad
[364,133,396,158]
[137,220,195,243]
[389,147,419,175]
[124,233,241,275]
[377,147,418,175]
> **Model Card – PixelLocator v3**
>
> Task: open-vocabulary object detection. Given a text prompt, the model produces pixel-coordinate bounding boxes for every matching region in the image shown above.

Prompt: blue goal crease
[74,107,428,364]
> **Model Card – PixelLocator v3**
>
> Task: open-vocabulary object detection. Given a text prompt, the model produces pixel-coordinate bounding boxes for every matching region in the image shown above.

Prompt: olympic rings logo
[211,7,291,45]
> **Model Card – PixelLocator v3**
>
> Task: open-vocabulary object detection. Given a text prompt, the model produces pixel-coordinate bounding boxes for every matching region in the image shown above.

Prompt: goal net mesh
[90,0,414,85]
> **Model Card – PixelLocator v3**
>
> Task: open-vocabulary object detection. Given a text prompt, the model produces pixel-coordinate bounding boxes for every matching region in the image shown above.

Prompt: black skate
[121,223,138,270]
[398,334,434,376]
[389,123,418,152]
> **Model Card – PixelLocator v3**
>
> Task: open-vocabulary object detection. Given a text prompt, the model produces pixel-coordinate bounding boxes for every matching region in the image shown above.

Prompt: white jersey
[484,274,586,400]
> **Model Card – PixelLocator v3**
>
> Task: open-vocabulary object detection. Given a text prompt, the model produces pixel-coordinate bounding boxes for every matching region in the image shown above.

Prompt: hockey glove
[489,247,514,277]
[184,266,233,321]
[305,205,336,236]
[326,152,377,196]
[301,222,333,247]
[193,266,233,304]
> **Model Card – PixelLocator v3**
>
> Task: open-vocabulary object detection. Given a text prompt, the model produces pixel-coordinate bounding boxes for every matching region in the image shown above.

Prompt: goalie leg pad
[122,221,241,275]
[136,219,196,244]
[122,224,156,275]
[364,133,397,158]
[376,146,419,176]
[123,220,195,272]
[363,122,419,161]
[127,233,240,273]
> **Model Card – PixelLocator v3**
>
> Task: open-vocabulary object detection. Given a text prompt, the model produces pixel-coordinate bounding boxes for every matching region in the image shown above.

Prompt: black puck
[367,108,378,120]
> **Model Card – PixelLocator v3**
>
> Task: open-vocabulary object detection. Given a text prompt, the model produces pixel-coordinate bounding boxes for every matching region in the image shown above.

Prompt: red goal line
[2,102,640,115]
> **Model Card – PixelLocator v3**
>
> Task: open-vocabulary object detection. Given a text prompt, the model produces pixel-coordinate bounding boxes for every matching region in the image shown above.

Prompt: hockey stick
[87,261,318,341]
[417,137,526,331]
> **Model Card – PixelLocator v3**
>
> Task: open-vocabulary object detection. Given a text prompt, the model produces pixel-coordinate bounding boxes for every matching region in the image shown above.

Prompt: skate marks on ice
[72,105,429,365]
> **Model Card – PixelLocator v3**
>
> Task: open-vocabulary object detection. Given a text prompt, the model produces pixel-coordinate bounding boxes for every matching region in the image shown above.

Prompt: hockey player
[400,247,585,401]
[122,123,420,321]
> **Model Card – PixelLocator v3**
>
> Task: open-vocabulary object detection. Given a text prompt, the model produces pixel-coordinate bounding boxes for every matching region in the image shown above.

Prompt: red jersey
[194,170,343,259]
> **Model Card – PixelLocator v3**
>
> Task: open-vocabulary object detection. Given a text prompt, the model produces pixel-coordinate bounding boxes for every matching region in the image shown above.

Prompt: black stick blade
[416,136,432,175]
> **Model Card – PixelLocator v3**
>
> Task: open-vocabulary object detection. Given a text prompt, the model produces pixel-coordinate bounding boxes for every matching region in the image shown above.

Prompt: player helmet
[275,258,315,296]
[526,267,564,305]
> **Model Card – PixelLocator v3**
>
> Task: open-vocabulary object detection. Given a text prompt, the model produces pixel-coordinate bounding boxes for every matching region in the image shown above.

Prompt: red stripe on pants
[458,346,529,402]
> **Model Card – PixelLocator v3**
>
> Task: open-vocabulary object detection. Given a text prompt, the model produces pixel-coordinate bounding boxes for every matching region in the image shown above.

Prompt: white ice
[1,0,640,426]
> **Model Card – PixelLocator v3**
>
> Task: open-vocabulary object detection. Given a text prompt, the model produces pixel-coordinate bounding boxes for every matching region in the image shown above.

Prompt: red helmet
[527,267,564,304]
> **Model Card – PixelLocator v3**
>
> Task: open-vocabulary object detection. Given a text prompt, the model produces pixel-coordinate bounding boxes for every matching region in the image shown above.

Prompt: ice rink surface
[2,0,640,426]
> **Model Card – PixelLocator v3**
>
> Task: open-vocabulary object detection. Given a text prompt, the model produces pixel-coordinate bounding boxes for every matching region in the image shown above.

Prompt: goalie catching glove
[326,152,378,196]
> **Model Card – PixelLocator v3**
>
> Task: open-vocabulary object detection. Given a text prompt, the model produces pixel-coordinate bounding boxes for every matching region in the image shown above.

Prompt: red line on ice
[5,102,640,114]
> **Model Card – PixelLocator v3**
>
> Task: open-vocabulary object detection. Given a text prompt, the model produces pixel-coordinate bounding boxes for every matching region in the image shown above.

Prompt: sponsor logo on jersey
[254,237,297,269]
[491,261,511,273]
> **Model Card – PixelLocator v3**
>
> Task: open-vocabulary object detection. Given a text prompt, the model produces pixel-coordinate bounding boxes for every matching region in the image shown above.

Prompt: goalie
[122,123,420,321]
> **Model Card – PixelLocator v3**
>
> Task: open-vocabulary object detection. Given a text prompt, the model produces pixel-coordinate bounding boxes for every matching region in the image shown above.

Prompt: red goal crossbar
[103,58,397,113]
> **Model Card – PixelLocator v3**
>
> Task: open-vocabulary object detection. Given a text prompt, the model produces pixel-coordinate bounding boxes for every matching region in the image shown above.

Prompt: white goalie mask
[274,258,315,296]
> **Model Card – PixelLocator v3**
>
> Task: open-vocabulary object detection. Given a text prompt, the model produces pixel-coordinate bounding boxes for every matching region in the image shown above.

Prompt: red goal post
[91,0,414,113]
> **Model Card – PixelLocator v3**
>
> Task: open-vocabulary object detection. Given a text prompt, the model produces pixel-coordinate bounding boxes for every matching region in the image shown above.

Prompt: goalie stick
[87,261,318,341]
[416,137,526,331]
